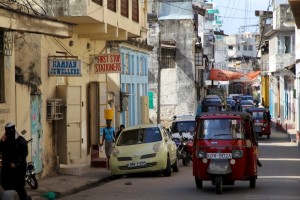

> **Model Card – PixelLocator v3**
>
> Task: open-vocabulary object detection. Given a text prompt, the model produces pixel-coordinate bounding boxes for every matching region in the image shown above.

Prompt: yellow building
[2,1,149,177]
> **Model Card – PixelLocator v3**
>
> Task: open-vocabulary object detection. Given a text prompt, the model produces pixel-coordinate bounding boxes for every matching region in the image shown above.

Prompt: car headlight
[153,143,162,152]
[232,150,243,158]
[112,147,120,156]
[196,150,206,158]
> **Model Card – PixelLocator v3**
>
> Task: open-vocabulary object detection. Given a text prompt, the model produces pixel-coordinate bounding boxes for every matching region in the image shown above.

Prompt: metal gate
[30,94,43,173]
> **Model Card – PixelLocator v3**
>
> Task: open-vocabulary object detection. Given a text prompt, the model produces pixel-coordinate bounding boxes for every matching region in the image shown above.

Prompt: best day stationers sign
[94,53,121,74]
[48,59,81,76]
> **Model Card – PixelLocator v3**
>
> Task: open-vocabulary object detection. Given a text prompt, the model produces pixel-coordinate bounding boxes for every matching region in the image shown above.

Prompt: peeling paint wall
[14,32,107,176]
[148,19,197,127]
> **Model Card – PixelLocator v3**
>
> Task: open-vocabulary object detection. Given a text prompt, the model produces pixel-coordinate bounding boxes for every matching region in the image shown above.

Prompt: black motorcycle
[26,138,38,190]
[173,136,192,166]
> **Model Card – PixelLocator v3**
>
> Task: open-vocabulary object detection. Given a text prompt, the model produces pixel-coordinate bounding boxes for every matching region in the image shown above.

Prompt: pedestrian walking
[100,119,115,170]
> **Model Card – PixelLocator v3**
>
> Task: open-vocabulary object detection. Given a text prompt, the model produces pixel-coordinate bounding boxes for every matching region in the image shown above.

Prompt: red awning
[209,68,243,81]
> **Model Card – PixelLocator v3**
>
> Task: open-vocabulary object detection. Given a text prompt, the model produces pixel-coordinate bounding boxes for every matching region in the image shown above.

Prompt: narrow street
[58,128,300,200]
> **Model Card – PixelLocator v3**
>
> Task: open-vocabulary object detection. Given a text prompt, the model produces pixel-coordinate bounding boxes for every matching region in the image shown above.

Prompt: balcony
[40,0,147,40]
[274,4,294,30]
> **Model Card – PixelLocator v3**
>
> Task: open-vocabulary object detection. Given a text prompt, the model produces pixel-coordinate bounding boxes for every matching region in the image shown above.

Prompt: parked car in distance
[170,115,196,140]
[110,124,179,178]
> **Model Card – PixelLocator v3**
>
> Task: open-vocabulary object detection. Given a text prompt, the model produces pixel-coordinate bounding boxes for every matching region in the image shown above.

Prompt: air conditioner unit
[47,99,63,120]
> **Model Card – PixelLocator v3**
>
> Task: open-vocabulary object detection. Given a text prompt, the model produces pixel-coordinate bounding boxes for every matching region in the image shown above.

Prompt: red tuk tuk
[248,107,271,139]
[193,111,259,194]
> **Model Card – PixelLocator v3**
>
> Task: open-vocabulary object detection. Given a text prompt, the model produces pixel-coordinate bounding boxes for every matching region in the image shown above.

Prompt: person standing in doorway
[0,122,29,200]
[100,120,115,170]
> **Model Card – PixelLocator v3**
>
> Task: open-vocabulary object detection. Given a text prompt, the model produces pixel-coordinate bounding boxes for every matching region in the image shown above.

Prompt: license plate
[206,153,232,159]
[255,123,263,126]
[127,161,147,168]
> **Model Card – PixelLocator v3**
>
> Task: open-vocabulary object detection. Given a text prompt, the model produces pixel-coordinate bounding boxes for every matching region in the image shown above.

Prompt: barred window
[132,0,139,22]
[92,0,102,6]
[107,0,116,12]
[161,48,175,69]
[121,0,129,17]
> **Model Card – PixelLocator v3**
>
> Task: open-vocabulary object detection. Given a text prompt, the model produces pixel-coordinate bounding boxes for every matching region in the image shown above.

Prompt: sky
[210,0,272,35]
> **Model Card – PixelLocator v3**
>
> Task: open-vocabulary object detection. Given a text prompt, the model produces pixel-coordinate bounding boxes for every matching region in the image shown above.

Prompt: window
[121,0,129,17]
[132,0,139,22]
[92,0,102,6]
[243,45,247,51]
[139,57,143,76]
[278,36,294,54]
[107,0,116,12]
[238,46,240,50]
[248,45,253,51]
[228,46,233,50]
[0,31,4,103]
[195,50,203,66]
[123,54,129,74]
[161,48,175,69]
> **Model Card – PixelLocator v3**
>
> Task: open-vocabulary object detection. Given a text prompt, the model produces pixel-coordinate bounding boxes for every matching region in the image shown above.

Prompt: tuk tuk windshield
[252,112,264,120]
[199,119,245,140]
[207,106,219,112]
[171,121,196,133]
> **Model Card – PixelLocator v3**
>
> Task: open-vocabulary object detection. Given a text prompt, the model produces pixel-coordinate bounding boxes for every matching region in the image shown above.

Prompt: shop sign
[48,59,81,76]
[94,53,121,74]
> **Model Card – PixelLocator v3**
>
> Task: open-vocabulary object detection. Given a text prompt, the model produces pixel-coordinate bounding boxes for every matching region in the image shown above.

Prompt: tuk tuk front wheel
[195,177,203,189]
[215,176,223,194]
[250,176,256,189]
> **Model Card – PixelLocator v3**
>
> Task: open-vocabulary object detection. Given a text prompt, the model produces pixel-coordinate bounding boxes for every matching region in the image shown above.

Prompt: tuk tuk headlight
[232,150,243,158]
[196,150,206,158]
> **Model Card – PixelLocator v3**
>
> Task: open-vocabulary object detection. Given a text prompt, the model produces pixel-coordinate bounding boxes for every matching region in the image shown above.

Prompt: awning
[209,68,243,81]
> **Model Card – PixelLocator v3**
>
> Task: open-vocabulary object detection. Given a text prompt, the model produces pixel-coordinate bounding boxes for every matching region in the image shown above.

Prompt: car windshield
[252,112,264,120]
[117,127,162,146]
[199,119,245,140]
[171,121,196,133]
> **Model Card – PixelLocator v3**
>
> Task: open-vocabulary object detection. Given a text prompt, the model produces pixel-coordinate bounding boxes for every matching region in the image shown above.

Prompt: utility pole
[157,29,161,123]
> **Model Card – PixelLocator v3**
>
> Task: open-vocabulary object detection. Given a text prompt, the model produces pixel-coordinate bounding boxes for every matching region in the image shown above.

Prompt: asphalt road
[59,129,300,200]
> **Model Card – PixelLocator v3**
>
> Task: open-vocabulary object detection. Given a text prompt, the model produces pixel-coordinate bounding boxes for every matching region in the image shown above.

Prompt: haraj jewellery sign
[94,53,121,74]
[48,58,81,76]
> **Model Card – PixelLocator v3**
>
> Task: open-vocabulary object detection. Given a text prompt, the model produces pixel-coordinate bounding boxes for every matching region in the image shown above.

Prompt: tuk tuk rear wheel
[267,134,270,139]
[195,177,203,189]
[215,176,223,194]
[250,176,256,188]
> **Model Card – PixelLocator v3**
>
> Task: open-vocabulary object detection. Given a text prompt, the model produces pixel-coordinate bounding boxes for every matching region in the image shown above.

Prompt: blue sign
[48,59,81,76]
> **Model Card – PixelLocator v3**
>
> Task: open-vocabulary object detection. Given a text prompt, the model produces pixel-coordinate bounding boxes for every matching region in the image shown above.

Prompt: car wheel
[172,158,179,172]
[163,156,172,177]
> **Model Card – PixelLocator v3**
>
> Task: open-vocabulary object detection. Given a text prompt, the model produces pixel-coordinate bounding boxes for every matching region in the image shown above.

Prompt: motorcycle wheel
[182,151,190,166]
[27,175,38,190]
[195,177,203,189]
[215,176,223,195]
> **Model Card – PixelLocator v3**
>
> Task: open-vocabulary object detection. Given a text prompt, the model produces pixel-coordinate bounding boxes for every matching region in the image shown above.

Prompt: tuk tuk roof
[197,111,252,121]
